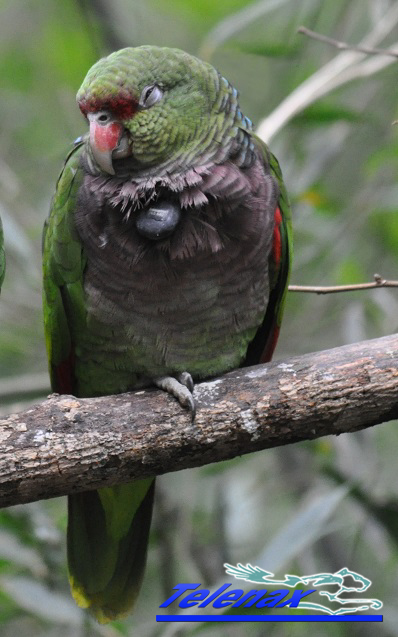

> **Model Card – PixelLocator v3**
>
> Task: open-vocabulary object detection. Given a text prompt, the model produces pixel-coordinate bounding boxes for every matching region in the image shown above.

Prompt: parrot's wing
[42,140,86,393]
[243,134,293,366]
[43,141,155,623]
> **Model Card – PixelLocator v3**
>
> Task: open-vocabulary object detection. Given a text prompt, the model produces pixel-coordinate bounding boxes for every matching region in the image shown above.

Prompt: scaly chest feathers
[68,155,277,395]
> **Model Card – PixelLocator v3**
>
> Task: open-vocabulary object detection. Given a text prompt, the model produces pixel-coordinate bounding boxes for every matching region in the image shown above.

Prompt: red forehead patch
[79,94,138,120]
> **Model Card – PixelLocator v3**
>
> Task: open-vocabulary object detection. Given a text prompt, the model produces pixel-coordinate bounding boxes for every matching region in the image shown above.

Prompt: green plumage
[43,144,156,622]
[0,216,5,292]
[67,481,154,622]
[43,46,292,623]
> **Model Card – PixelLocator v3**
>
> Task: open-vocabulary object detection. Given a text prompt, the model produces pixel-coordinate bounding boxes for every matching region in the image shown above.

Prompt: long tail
[67,478,155,623]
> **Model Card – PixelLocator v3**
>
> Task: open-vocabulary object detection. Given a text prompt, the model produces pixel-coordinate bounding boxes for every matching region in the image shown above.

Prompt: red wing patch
[242,204,286,367]
[272,206,282,265]
[260,325,280,364]
[54,348,75,394]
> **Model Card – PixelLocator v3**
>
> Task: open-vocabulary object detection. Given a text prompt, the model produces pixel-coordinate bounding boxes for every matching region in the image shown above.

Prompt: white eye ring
[88,111,112,126]
[140,84,163,108]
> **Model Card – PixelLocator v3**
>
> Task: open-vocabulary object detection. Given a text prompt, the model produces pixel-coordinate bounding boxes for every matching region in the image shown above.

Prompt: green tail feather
[67,478,155,623]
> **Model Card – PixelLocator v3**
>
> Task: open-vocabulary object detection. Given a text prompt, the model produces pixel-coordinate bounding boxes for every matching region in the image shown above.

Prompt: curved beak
[88,112,131,175]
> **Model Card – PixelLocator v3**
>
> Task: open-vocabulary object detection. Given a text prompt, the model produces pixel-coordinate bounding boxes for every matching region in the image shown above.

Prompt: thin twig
[288,274,398,295]
[298,26,398,58]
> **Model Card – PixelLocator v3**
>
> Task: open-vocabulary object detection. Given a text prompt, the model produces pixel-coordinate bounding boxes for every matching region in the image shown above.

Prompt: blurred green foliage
[1,0,398,635]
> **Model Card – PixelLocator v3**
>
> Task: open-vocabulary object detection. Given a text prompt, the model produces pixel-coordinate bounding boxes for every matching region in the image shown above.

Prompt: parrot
[0,216,5,292]
[42,45,292,623]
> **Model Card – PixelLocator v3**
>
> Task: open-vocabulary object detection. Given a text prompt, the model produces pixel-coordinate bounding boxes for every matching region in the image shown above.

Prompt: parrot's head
[77,46,233,176]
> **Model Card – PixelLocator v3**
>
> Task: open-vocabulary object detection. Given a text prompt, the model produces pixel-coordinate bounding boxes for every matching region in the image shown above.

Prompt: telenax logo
[156,564,383,623]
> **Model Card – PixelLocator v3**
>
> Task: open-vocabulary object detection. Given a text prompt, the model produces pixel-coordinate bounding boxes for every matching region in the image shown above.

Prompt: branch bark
[289,274,398,294]
[1,333,398,508]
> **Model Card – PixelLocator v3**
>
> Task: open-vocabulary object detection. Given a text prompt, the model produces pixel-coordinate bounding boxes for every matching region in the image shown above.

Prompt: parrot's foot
[154,373,196,420]
[178,371,194,393]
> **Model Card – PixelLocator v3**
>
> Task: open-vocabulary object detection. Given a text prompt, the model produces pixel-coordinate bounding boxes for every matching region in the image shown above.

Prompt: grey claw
[178,372,194,393]
[155,375,196,420]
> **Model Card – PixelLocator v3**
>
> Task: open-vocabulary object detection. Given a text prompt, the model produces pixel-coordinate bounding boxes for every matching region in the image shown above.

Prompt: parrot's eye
[139,84,163,108]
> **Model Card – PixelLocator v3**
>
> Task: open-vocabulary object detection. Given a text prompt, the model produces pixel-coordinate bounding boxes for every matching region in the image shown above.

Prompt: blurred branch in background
[257,1,398,141]
[298,25,398,58]
[198,0,293,61]
[0,372,49,405]
[75,0,127,53]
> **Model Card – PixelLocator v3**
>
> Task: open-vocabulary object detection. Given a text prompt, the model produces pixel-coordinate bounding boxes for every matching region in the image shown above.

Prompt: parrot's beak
[88,112,132,175]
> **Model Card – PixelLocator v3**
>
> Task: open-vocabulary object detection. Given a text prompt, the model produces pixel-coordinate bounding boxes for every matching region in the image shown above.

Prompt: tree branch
[298,26,398,58]
[2,333,398,508]
[289,274,398,294]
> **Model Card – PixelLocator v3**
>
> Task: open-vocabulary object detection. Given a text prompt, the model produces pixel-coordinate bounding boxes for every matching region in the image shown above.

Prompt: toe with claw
[155,374,196,420]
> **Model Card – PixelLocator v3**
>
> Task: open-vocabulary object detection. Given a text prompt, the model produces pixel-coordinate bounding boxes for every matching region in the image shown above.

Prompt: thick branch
[1,334,398,508]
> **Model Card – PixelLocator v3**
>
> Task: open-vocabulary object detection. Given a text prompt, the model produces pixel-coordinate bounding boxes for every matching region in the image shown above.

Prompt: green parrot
[0,216,5,292]
[42,46,292,623]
